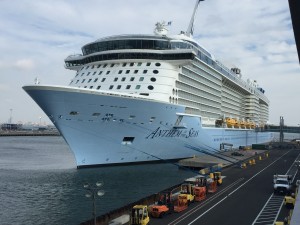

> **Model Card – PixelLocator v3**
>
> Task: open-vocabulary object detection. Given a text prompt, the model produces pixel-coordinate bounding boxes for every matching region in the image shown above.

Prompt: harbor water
[0,136,195,225]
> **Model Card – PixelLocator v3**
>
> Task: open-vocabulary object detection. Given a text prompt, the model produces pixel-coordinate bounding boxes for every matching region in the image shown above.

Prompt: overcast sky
[0,0,299,126]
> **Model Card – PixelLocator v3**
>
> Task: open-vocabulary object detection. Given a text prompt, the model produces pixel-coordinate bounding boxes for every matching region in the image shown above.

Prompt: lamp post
[83,181,105,225]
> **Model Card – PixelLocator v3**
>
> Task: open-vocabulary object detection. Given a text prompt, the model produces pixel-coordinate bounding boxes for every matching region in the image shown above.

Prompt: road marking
[252,151,300,225]
[185,150,291,225]
[168,177,244,225]
[252,195,284,225]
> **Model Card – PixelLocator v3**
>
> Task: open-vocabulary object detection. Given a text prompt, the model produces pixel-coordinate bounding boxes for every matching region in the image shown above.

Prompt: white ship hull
[23,85,273,168]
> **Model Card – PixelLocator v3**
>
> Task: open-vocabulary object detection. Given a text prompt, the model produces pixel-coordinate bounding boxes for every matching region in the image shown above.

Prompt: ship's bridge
[64,34,211,69]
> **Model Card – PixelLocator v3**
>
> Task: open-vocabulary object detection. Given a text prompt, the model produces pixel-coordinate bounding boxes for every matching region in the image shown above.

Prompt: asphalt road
[150,148,300,225]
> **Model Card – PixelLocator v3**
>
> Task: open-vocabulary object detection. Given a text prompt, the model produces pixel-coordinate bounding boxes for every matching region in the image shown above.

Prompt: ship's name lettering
[146,127,199,139]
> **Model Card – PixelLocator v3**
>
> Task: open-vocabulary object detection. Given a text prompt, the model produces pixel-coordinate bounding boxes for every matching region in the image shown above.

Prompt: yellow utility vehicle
[130,205,149,225]
[284,194,295,209]
[210,172,222,186]
[179,183,195,204]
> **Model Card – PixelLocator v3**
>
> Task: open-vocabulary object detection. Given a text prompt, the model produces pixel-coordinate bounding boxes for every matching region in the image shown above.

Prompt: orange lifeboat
[234,119,240,128]
[250,121,256,129]
[225,118,235,128]
[240,120,246,129]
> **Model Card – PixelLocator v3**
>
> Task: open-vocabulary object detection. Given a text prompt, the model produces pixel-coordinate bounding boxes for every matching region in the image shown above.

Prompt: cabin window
[70,111,79,115]
[103,64,107,68]
[88,79,92,83]
[134,70,138,74]
[122,63,127,67]
[106,71,110,75]
[89,86,93,89]
[130,63,134,66]
[153,70,159,74]
[117,85,121,89]
[92,113,101,117]
[146,62,151,66]
[96,86,101,90]
[155,62,161,67]
[118,70,122,74]
[121,77,126,81]
[109,85,113,89]
[137,62,142,66]
[114,77,118,82]
[93,71,96,75]
[87,72,91,76]
[126,70,130,74]
[81,79,85,83]
[130,77,135,81]
[126,85,131,89]
[94,78,98,82]
[97,65,101,68]
[98,71,103,75]
[139,77,144,81]
[150,77,156,82]
[135,85,141,89]
[101,78,106,82]
[143,70,148,74]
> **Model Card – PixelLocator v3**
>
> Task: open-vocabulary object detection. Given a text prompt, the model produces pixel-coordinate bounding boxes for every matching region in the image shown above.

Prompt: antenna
[186,0,204,37]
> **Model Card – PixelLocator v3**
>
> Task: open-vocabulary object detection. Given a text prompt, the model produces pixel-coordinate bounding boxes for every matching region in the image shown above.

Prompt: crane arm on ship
[186,0,204,37]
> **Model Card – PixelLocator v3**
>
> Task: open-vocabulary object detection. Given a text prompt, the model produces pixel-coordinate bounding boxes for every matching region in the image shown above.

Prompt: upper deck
[65,33,268,105]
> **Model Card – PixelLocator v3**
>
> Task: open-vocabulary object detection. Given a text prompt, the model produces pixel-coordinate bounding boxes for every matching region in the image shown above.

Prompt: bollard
[259,156,262,160]
[252,159,256,165]
[249,159,252,166]
[266,152,269,158]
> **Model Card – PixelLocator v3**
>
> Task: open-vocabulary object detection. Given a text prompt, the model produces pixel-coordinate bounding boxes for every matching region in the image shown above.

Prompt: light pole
[83,181,105,225]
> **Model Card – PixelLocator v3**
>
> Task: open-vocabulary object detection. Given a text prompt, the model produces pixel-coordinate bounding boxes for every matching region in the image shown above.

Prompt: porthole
[155,63,161,67]
[150,77,156,82]
[153,70,159,74]
[148,85,154,90]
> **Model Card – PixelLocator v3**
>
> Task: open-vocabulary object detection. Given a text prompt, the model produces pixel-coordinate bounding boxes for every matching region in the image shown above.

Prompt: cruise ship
[23,1,273,168]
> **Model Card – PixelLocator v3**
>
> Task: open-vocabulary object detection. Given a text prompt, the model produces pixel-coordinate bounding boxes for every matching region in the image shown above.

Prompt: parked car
[231,152,244,156]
